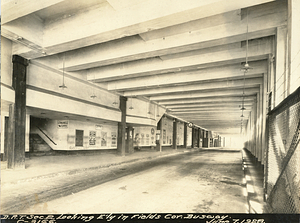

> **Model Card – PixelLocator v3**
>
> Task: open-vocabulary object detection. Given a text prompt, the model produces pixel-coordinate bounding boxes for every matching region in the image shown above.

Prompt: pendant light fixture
[129,95,134,110]
[112,84,118,106]
[240,8,252,124]
[241,8,253,73]
[240,118,244,134]
[112,98,118,106]
[148,102,152,115]
[90,70,97,99]
[156,104,160,117]
[240,69,246,111]
[59,53,67,89]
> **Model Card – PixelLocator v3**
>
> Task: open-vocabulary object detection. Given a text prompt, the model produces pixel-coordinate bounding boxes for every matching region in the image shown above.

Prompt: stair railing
[36,126,57,145]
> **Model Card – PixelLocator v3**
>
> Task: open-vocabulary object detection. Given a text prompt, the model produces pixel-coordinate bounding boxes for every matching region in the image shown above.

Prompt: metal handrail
[36,126,57,145]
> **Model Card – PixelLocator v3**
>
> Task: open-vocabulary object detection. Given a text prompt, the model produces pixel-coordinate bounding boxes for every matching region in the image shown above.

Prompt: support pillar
[3,117,9,161]
[275,26,288,106]
[191,127,195,148]
[7,55,29,169]
[159,119,163,152]
[117,96,127,156]
[197,129,201,148]
[126,126,134,154]
[183,123,187,148]
[172,120,177,150]
[262,73,268,166]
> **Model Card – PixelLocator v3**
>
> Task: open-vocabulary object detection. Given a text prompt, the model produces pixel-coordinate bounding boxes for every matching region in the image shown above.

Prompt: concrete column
[191,127,195,148]
[258,85,263,162]
[157,118,163,152]
[7,55,29,169]
[255,94,259,159]
[198,129,202,148]
[288,0,300,93]
[275,26,288,106]
[3,116,9,161]
[197,129,201,148]
[172,120,177,150]
[261,73,268,166]
[117,96,127,156]
[183,123,187,148]
[268,54,275,111]
[126,126,134,154]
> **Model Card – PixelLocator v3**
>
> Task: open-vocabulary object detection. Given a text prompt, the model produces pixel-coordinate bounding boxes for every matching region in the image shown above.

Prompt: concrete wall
[1,37,13,87]
[133,126,156,147]
[187,127,192,147]
[126,98,165,126]
[33,118,118,150]
[27,62,121,122]
[161,117,173,146]
[176,122,184,146]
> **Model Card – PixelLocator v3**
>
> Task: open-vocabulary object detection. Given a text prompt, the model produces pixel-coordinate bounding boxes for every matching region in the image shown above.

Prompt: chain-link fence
[265,87,300,213]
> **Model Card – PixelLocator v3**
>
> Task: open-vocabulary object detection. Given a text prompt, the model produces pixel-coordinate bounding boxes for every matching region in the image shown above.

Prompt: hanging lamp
[241,8,253,73]
[240,70,246,111]
[59,53,67,89]
[90,71,97,99]
[112,83,118,105]
[156,104,160,117]
[129,96,134,110]
[112,98,118,106]
[148,102,152,114]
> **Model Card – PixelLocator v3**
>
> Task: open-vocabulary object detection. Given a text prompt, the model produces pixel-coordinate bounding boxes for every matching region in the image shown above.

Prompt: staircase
[29,133,53,155]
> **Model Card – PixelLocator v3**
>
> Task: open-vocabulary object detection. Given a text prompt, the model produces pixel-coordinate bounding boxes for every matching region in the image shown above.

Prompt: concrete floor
[1,147,267,214]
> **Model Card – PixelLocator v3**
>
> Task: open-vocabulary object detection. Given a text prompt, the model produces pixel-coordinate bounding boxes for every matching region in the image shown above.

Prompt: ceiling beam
[1,0,65,24]
[160,96,256,105]
[170,105,253,112]
[50,7,281,71]
[166,101,253,109]
[150,87,259,101]
[11,0,277,59]
[123,77,262,96]
[87,40,272,82]
[107,61,266,91]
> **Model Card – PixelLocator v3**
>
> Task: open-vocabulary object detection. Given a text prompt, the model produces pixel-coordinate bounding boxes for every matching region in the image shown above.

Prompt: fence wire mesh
[265,87,300,213]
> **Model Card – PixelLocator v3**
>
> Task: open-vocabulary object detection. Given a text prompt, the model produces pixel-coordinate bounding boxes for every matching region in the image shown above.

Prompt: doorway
[75,130,84,147]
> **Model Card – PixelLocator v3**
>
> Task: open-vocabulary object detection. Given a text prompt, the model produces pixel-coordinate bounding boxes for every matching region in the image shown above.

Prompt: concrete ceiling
[1,0,286,136]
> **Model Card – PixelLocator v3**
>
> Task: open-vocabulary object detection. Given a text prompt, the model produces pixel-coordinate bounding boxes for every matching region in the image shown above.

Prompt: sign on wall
[146,134,150,145]
[163,129,166,144]
[101,132,107,147]
[111,132,117,146]
[57,120,68,129]
[95,124,102,130]
[89,131,96,145]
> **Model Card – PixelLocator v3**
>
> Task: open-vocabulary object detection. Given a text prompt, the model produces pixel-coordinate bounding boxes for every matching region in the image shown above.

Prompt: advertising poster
[101,132,107,147]
[89,131,96,145]
[146,134,150,145]
[141,133,145,145]
[111,132,117,146]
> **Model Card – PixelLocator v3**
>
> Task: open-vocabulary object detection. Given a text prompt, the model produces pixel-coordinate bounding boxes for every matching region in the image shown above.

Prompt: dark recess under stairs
[29,133,54,156]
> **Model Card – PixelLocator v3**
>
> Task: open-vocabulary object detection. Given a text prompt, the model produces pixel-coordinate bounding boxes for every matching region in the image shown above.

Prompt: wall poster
[111,132,117,146]
[163,129,166,144]
[101,132,107,147]
[141,133,145,145]
[89,131,96,145]
[57,120,68,129]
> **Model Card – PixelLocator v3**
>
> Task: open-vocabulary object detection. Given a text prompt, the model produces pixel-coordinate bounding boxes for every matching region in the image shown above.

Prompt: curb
[2,148,199,186]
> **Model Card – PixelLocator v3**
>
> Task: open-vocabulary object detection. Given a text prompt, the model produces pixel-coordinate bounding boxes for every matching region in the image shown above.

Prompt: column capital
[12,55,29,66]
[120,96,128,102]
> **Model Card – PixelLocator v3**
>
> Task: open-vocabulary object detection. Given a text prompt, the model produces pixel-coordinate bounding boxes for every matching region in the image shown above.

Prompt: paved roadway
[1,148,248,214]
